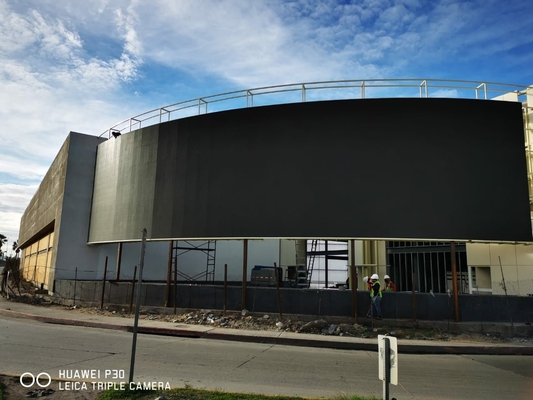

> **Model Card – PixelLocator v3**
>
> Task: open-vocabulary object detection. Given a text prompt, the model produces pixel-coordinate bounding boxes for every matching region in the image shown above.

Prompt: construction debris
[4,294,531,343]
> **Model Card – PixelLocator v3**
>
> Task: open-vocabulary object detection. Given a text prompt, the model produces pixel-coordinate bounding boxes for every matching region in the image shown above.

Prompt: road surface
[0,315,532,399]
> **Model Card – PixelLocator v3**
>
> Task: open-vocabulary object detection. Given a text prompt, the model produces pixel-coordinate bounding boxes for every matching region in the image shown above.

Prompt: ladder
[306,240,319,287]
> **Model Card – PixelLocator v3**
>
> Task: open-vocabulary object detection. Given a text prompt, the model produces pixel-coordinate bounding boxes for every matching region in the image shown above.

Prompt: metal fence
[100,78,529,138]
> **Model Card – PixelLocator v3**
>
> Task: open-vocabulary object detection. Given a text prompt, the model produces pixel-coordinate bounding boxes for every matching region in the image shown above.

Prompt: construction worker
[363,276,371,290]
[383,275,397,292]
[369,273,382,319]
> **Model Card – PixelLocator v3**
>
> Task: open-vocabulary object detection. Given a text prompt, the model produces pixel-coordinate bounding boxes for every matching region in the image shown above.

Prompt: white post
[468,265,473,294]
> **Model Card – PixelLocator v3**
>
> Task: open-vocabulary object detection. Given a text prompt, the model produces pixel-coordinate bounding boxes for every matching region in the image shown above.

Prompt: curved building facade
[89,98,531,243]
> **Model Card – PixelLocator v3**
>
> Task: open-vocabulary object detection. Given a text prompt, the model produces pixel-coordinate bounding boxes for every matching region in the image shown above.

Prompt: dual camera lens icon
[19,372,52,388]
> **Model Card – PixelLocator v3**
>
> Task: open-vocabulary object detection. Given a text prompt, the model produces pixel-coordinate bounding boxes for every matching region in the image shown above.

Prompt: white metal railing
[100,78,529,138]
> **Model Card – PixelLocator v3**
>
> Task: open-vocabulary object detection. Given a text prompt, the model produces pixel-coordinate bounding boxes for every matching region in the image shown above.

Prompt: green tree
[12,240,20,258]
[0,234,7,258]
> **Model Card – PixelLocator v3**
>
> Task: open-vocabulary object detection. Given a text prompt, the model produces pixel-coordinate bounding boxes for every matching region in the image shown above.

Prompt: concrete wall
[19,138,69,247]
[467,243,533,296]
[53,280,533,323]
[53,133,107,282]
[348,240,387,291]
[19,132,105,289]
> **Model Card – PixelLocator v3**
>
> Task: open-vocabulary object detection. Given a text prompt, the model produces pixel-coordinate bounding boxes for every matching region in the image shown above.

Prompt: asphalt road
[0,315,532,399]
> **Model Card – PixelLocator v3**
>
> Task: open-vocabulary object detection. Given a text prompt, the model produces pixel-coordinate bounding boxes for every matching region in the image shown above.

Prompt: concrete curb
[132,325,533,355]
[0,308,129,332]
[1,307,532,355]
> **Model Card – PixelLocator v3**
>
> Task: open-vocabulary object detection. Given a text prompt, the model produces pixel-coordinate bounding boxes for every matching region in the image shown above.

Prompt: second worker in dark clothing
[369,273,382,319]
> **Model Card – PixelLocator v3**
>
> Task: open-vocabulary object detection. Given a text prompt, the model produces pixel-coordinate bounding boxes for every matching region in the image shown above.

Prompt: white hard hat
[371,274,379,280]
[363,276,369,283]
[384,275,390,279]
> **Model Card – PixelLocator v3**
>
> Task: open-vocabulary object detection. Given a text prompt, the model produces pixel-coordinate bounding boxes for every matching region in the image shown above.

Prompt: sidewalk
[0,298,532,355]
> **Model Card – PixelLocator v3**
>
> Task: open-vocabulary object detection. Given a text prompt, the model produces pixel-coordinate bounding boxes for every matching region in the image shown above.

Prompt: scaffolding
[172,240,216,282]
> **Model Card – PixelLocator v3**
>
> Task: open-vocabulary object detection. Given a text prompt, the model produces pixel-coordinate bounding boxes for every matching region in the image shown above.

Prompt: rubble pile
[5,294,530,343]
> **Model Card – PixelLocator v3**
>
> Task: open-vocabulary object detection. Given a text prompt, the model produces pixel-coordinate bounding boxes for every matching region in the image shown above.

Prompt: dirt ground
[0,375,101,400]
[7,293,532,344]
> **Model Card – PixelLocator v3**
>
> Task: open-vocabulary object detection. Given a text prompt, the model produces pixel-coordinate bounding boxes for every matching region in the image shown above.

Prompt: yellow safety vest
[370,280,382,297]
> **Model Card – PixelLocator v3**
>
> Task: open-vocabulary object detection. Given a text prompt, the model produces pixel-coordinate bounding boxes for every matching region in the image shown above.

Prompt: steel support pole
[273,262,283,320]
[129,266,137,313]
[173,255,178,315]
[115,243,122,280]
[129,229,147,384]
[165,241,173,307]
[242,239,248,310]
[350,240,358,320]
[100,256,108,310]
[412,262,417,325]
[73,267,77,306]
[451,241,460,322]
[223,264,228,315]
[325,240,329,288]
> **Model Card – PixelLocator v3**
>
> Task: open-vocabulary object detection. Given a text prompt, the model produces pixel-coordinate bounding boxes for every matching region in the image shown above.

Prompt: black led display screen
[88,98,531,243]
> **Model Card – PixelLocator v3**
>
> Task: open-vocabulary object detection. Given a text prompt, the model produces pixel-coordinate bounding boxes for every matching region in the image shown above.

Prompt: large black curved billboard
[88,98,531,243]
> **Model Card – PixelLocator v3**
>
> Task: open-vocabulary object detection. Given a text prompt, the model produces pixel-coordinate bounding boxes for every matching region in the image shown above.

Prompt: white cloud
[0,184,39,242]
[0,0,147,241]
[0,0,531,244]
[431,89,459,98]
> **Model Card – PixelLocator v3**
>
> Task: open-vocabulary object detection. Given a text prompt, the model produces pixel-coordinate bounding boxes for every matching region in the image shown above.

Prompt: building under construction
[16,79,533,322]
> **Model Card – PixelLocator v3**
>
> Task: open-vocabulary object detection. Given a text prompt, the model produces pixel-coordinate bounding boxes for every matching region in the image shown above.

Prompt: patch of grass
[96,387,156,399]
[97,387,379,400]
[331,395,379,400]
[0,381,6,400]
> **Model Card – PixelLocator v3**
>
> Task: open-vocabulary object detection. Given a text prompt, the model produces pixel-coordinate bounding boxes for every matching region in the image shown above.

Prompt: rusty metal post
[224,264,228,315]
[6,271,10,300]
[412,262,417,325]
[451,241,460,322]
[165,241,173,307]
[100,256,108,310]
[73,267,78,306]
[242,239,248,310]
[173,254,178,315]
[115,243,123,280]
[273,262,283,320]
[350,239,358,320]
[129,266,137,313]
[324,240,329,288]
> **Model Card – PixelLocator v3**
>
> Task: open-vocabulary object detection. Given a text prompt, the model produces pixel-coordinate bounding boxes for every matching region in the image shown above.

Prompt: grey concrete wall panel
[19,137,70,247]
[94,242,169,281]
[54,133,106,280]
[90,126,159,242]
[175,285,191,309]
[459,295,533,323]
[226,286,243,311]
[53,280,532,322]
[89,98,531,243]
[427,293,454,321]
[413,294,429,320]
[387,293,412,319]
[19,132,105,286]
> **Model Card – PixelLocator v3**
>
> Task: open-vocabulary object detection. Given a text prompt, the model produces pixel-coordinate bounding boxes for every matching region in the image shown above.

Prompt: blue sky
[1,0,532,250]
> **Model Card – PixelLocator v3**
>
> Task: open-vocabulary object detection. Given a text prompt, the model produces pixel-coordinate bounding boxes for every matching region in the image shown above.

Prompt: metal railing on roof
[100,78,529,138]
